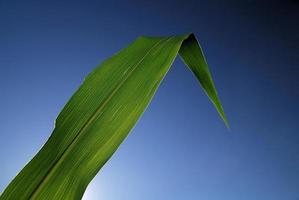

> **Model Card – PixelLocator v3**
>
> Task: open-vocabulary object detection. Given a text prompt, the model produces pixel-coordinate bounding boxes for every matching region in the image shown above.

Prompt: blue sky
[0,0,298,199]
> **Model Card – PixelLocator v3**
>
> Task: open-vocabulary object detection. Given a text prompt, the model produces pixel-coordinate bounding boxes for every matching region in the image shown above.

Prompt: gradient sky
[0,0,298,199]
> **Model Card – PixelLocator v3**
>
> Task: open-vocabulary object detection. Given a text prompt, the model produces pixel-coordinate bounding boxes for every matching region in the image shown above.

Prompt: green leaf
[0,33,228,200]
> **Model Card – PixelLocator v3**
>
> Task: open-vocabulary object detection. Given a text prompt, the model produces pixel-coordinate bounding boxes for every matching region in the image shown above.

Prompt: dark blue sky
[0,0,298,199]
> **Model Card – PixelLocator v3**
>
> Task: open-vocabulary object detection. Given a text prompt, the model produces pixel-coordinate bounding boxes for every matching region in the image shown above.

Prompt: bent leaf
[0,33,228,200]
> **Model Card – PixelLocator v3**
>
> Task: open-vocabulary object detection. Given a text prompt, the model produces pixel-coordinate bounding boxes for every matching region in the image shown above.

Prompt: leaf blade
[0,33,227,200]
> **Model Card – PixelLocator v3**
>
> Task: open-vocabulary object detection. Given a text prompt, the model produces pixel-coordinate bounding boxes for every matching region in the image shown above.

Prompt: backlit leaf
[0,33,228,200]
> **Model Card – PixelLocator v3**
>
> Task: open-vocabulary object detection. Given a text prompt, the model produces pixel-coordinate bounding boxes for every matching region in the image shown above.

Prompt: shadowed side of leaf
[179,34,229,127]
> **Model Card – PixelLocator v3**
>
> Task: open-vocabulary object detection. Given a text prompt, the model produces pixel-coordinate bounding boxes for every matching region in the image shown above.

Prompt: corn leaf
[0,33,228,200]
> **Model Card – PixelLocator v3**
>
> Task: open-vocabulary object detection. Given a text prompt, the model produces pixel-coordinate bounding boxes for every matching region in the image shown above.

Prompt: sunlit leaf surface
[0,33,228,200]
